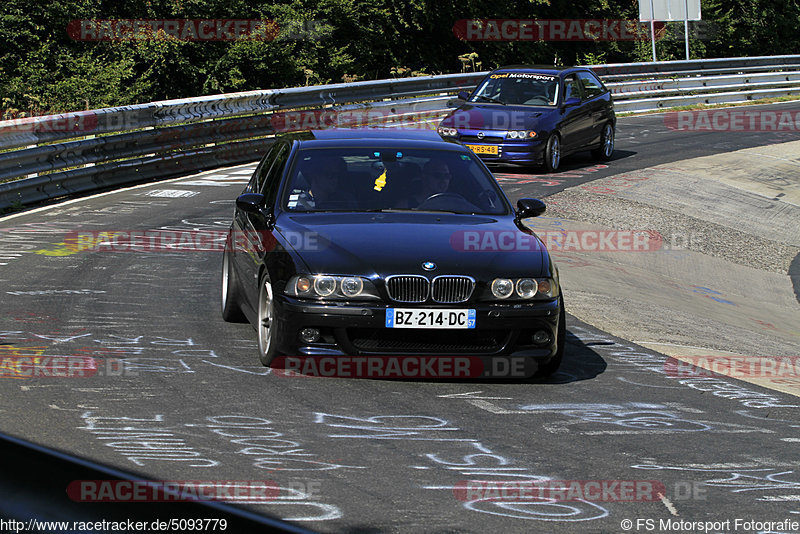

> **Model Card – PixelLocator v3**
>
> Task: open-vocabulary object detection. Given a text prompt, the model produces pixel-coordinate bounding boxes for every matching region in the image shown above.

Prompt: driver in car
[398,160,452,208]
[293,157,357,210]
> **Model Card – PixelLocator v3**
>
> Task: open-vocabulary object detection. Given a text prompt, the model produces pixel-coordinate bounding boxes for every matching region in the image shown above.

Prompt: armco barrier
[2,55,800,210]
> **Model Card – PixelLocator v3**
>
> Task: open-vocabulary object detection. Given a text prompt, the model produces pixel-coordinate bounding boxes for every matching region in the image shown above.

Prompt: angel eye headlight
[285,275,380,300]
[314,276,336,297]
[491,278,514,299]
[341,277,364,297]
[516,278,538,298]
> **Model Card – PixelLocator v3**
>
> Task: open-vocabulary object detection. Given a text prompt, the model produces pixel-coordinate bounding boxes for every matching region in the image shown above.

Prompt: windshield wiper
[474,95,505,105]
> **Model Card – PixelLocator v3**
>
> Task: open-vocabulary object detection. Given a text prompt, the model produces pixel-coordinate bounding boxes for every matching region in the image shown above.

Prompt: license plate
[386,309,476,329]
[466,144,499,155]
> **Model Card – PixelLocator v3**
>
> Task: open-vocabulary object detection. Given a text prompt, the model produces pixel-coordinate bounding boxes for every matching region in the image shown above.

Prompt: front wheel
[221,244,246,323]
[535,297,565,377]
[543,133,561,172]
[257,276,281,366]
[591,123,614,161]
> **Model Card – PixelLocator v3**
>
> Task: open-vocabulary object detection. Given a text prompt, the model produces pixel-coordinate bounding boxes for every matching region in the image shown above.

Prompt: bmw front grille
[386,275,429,303]
[385,275,475,303]
[431,276,475,303]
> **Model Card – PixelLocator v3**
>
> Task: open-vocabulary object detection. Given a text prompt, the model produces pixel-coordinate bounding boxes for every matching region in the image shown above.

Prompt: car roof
[287,128,465,149]
[308,128,444,141]
[491,65,590,76]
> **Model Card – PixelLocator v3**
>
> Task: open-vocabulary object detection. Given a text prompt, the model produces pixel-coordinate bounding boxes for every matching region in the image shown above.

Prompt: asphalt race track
[1,102,799,533]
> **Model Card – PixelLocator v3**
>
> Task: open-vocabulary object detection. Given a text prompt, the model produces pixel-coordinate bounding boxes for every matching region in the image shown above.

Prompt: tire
[221,243,246,323]
[257,275,281,366]
[543,133,561,172]
[591,123,614,161]
[535,297,566,377]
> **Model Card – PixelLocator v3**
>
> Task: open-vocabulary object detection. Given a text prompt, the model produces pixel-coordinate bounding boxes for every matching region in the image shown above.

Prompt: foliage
[1,0,799,114]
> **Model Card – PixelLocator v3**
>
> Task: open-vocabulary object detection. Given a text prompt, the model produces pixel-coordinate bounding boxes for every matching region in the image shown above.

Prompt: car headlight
[286,275,380,300]
[491,278,514,299]
[438,126,458,137]
[516,278,538,298]
[486,277,558,300]
[506,130,537,140]
[313,276,336,297]
[340,277,364,297]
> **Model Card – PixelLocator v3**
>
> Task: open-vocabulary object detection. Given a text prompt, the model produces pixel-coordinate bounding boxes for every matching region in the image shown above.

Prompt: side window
[260,142,290,202]
[577,71,605,99]
[246,142,282,193]
[563,74,583,102]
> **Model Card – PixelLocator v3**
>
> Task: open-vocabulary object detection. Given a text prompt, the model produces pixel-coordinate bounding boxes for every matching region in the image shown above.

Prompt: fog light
[532,330,551,345]
[299,328,321,344]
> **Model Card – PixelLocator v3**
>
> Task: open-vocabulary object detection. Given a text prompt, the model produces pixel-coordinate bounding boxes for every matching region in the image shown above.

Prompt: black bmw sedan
[221,129,565,376]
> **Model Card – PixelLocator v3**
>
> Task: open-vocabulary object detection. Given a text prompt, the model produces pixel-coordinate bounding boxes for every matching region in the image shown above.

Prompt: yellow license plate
[466,144,499,155]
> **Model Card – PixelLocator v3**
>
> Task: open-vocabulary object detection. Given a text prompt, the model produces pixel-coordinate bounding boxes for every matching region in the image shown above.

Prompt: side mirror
[562,96,581,107]
[457,90,470,100]
[516,198,546,219]
[236,193,267,214]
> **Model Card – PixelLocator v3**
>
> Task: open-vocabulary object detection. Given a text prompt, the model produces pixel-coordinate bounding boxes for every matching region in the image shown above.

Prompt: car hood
[276,212,550,280]
[440,103,556,132]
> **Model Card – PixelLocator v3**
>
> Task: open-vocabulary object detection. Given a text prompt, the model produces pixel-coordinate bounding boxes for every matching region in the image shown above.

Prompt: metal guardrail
[599,55,800,113]
[2,55,800,210]
[0,74,482,210]
[591,54,800,79]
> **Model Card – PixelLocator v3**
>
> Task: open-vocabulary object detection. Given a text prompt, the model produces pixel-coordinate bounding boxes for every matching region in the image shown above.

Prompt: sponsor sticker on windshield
[490,72,557,81]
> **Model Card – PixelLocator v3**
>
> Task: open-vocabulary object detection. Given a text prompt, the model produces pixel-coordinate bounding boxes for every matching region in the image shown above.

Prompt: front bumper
[272,295,561,359]
[454,133,546,165]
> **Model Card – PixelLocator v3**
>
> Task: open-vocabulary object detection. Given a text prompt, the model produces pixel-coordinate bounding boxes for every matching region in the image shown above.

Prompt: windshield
[282,146,510,215]
[471,72,559,106]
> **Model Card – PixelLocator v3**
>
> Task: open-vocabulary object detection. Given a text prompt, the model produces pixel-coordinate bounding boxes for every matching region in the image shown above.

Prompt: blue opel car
[437,65,615,171]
